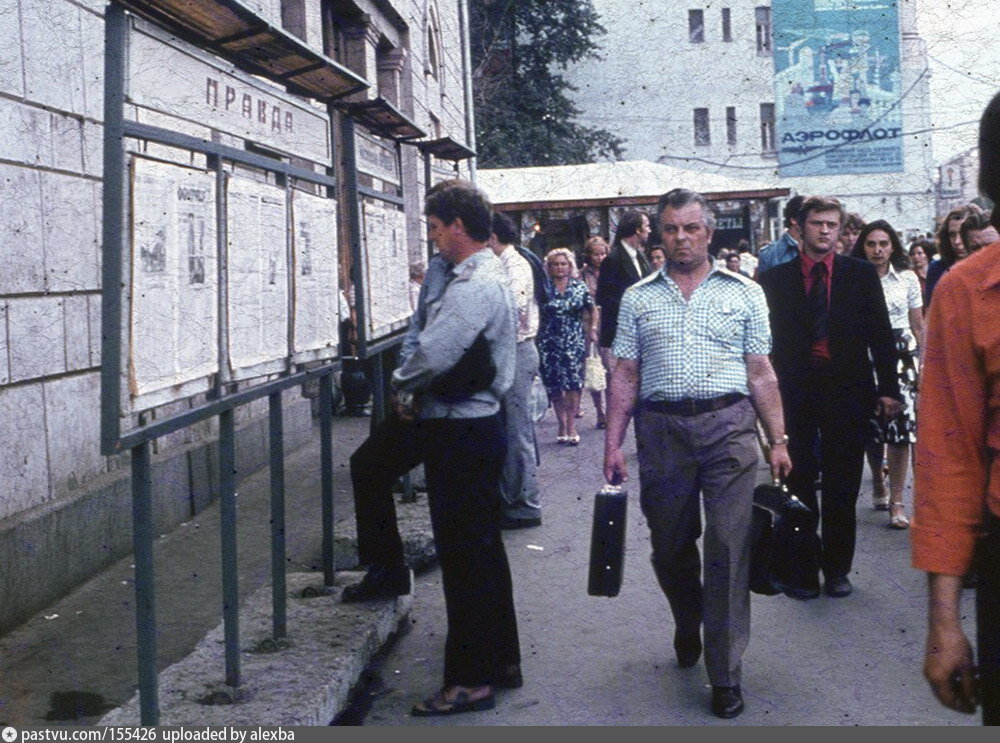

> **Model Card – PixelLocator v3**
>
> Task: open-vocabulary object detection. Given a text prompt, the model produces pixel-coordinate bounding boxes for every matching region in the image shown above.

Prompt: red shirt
[799,250,835,363]
[911,240,1000,576]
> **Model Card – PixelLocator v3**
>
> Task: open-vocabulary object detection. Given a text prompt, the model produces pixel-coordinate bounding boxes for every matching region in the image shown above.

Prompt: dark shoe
[784,585,820,600]
[341,565,411,603]
[825,576,852,598]
[500,516,542,530]
[711,685,744,719]
[674,629,702,669]
[411,688,496,717]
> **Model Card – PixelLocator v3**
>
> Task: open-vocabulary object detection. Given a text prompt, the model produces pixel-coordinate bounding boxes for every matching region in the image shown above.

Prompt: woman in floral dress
[537,248,597,445]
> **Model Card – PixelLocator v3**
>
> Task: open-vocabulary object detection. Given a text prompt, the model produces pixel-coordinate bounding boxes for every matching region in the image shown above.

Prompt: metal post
[100,1,127,454]
[130,442,159,725]
[219,409,240,686]
[213,156,229,396]
[339,115,368,358]
[319,373,335,586]
[268,391,287,639]
[423,151,434,262]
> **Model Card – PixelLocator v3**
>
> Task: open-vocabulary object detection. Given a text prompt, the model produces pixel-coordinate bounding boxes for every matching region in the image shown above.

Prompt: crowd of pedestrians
[337,94,1000,724]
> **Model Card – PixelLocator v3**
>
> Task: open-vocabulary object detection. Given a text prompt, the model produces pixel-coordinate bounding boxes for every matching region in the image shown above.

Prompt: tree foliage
[470,0,625,168]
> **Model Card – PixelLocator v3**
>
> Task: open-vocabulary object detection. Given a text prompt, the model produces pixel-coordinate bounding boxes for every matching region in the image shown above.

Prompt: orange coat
[911,241,1000,576]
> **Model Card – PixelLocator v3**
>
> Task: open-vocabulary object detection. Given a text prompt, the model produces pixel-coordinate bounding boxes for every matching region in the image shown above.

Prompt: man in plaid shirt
[604,188,791,720]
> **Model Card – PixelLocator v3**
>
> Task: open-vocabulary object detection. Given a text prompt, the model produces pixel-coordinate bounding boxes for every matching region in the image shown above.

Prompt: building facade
[565,0,936,235]
[0,0,474,634]
[935,147,985,217]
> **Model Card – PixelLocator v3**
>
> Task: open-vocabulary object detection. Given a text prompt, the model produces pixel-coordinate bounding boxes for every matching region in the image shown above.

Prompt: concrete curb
[99,497,436,726]
[99,571,413,726]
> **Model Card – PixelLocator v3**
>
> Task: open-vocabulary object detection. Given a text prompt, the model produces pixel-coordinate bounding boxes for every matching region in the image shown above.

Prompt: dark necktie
[808,261,828,343]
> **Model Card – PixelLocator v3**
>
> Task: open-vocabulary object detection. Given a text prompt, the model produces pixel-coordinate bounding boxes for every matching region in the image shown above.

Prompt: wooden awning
[116,0,368,101]
[414,136,476,161]
[342,97,426,141]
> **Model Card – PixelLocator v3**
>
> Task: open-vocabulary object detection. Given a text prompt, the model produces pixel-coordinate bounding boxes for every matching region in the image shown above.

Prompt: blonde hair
[544,247,579,279]
[584,235,609,255]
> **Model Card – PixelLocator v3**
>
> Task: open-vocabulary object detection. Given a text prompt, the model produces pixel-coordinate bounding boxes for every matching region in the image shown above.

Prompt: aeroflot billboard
[772,0,903,176]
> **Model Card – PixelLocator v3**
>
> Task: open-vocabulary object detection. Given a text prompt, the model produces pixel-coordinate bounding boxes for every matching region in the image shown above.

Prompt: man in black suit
[759,195,901,600]
[595,209,652,357]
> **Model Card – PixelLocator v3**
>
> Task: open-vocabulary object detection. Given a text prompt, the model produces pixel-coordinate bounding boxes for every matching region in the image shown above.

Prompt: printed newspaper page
[129,156,218,402]
[226,175,289,371]
[291,190,340,355]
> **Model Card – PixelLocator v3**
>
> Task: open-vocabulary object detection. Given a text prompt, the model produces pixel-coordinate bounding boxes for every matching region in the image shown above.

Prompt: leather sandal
[411,687,496,717]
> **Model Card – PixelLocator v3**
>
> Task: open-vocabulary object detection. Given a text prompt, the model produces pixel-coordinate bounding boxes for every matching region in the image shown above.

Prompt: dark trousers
[349,411,520,687]
[978,511,1000,725]
[782,368,870,583]
[349,410,420,569]
[422,415,520,686]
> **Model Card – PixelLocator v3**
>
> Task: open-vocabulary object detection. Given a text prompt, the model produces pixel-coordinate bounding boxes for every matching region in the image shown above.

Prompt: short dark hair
[850,219,908,271]
[797,196,845,227]
[613,209,649,245]
[655,188,717,229]
[491,211,519,246]
[783,195,806,228]
[960,209,994,251]
[424,180,493,242]
[979,91,1000,220]
[909,238,937,261]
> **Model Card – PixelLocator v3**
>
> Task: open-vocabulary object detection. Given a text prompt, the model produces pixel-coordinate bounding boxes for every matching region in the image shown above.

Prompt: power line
[927,54,1000,88]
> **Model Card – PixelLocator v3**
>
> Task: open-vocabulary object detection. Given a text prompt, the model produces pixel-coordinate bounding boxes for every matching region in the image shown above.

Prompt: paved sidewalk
[0,412,434,726]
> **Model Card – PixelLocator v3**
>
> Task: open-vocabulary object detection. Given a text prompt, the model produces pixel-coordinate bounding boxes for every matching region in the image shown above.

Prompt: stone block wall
[0,0,473,635]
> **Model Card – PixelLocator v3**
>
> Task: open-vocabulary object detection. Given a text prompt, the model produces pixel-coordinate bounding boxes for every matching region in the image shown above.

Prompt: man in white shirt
[490,212,543,529]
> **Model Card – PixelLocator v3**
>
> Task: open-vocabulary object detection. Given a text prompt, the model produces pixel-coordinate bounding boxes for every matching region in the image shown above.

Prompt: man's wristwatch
[769,434,789,447]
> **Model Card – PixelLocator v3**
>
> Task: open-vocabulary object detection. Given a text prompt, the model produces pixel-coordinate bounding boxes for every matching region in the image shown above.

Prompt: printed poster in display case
[129,156,218,404]
[361,200,410,340]
[226,175,289,372]
[291,190,340,356]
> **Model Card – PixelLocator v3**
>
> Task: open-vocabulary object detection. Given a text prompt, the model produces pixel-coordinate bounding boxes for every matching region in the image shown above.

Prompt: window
[755,6,772,55]
[689,9,704,43]
[426,4,442,80]
[726,106,737,147]
[760,103,776,153]
[694,108,710,146]
[721,8,732,42]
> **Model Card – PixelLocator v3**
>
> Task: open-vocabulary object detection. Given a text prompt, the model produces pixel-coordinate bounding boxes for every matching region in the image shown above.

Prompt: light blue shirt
[612,266,771,402]
[756,231,799,275]
[393,248,517,419]
[400,253,452,365]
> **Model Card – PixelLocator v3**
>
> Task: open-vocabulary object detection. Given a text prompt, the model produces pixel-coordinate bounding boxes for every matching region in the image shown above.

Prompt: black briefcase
[588,485,628,597]
[749,481,821,597]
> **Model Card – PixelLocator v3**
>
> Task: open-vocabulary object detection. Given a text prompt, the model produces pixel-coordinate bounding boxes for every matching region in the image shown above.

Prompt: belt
[641,392,747,417]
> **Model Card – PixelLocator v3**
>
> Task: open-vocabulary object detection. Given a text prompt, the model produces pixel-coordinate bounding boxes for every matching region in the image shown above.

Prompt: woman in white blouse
[851,220,924,529]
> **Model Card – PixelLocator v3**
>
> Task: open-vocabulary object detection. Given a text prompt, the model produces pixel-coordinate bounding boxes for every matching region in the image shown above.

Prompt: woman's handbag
[584,346,606,392]
[587,484,628,597]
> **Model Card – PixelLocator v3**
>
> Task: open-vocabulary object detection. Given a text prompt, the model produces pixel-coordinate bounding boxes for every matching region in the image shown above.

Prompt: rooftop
[477,160,788,208]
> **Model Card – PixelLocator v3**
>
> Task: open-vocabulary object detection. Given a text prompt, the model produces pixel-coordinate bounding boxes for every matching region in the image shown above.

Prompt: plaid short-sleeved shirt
[612,266,772,402]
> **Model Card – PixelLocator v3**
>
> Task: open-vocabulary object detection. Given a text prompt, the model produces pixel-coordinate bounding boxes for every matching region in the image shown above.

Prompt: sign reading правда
[772,0,903,176]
